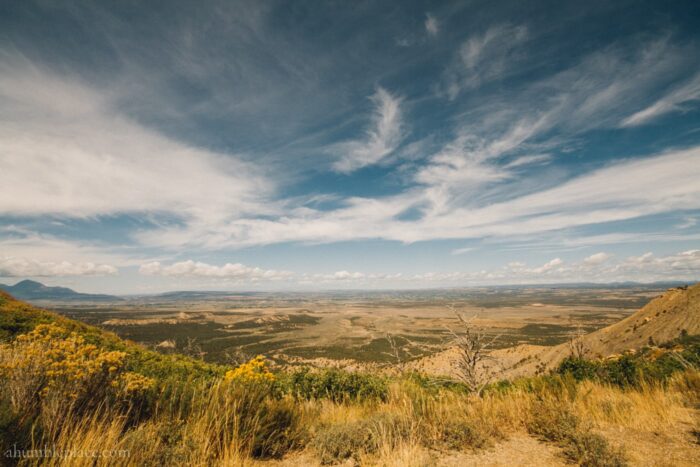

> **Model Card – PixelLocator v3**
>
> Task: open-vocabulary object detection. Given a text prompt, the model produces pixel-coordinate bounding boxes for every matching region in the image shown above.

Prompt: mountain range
[0,280,120,301]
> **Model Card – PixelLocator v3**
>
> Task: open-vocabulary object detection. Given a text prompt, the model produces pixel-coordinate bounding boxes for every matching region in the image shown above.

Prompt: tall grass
[1,298,699,465]
[4,363,699,465]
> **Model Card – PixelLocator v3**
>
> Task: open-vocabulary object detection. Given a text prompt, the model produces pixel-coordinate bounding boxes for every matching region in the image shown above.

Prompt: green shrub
[403,371,471,395]
[528,401,627,466]
[527,401,579,442]
[557,357,600,381]
[507,373,580,401]
[556,335,700,388]
[563,430,627,467]
[312,419,378,464]
[311,412,406,464]
[278,367,389,402]
[440,418,490,450]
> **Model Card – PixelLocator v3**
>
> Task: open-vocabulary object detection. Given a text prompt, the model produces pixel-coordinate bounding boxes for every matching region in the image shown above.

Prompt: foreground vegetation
[1,292,698,466]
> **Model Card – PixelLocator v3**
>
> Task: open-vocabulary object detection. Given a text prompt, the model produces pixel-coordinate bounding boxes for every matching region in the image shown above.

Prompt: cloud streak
[443,24,528,98]
[621,72,700,126]
[331,87,403,173]
[425,14,439,36]
[141,144,700,249]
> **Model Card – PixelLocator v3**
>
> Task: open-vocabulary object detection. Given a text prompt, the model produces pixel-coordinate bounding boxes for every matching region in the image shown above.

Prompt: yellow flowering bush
[113,371,156,396]
[225,355,275,383]
[0,323,126,403]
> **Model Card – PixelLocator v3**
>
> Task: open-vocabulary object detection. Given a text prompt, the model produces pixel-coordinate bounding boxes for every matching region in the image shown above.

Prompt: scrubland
[1,292,699,466]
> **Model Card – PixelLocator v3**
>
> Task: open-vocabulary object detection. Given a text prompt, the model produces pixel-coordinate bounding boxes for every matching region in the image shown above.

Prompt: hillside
[1,291,699,465]
[412,283,700,379]
[0,279,121,302]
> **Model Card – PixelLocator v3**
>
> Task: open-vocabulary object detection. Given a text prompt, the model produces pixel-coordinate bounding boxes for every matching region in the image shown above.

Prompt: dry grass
[367,439,432,467]
[571,380,695,432]
[2,312,698,466]
[6,369,700,466]
[6,370,700,466]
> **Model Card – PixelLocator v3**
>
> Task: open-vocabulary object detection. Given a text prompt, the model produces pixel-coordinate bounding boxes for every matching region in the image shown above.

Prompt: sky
[1,0,700,294]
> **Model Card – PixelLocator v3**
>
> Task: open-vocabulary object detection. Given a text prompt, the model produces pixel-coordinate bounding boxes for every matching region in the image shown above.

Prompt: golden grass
[3,319,699,466]
[8,372,700,466]
[368,439,432,467]
[571,380,695,431]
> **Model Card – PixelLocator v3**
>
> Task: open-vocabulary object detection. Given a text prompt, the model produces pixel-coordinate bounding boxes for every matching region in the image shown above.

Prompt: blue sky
[1,0,700,293]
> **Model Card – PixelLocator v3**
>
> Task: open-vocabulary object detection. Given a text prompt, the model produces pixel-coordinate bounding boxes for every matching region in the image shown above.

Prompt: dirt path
[600,425,700,467]
[434,434,566,466]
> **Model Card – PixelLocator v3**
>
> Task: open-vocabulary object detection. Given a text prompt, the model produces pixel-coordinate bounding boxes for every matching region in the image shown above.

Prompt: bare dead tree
[383,333,420,367]
[223,347,252,366]
[446,305,501,395]
[567,322,589,359]
[181,337,206,360]
[383,333,402,364]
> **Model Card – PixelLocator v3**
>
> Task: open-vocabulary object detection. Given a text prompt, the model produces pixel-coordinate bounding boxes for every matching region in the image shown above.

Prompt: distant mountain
[0,280,121,302]
[150,290,262,300]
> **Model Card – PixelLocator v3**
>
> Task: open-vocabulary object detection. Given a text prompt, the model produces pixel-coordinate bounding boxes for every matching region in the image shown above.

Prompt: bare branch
[446,306,501,395]
[567,321,589,359]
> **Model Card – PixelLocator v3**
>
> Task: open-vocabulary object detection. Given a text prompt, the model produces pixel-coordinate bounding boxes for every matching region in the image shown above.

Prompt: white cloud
[0,55,270,222]
[531,258,563,274]
[667,250,700,270]
[129,249,700,288]
[139,260,292,281]
[330,270,365,280]
[135,144,700,250]
[2,36,699,276]
[677,217,698,229]
[444,24,528,98]
[323,250,700,286]
[0,257,117,277]
[0,227,146,268]
[621,72,700,127]
[504,154,552,169]
[331,87,403,173]
[425,14,439,36]
[299,270,403,285]
[583,252,610,265]
[451,247,474,255]
[609,250,700,279]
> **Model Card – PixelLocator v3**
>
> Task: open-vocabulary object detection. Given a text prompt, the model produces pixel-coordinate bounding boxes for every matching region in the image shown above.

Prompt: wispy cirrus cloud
[443,24,528,99]
[331,87,404,173]
[425,14,439,37]
[621,72,700,126]
[5,35,696,256]
[133,144,700,250]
